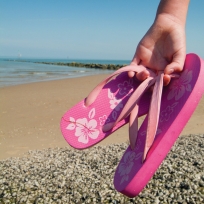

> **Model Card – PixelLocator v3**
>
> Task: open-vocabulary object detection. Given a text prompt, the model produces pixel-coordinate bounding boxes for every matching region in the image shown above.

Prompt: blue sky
[0,0,203,59]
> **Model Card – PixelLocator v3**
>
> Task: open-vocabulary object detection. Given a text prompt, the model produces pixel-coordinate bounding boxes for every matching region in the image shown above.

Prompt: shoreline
[0,74,204,160]
[0,71,113,88]
[0,58,119,88]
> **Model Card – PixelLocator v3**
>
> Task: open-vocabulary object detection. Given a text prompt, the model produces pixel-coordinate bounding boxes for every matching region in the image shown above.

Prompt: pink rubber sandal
[60,64,156,149]
[114,53,204,197]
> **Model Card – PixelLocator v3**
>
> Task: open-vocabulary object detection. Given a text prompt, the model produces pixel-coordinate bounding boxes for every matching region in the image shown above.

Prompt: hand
[129,14,187,86]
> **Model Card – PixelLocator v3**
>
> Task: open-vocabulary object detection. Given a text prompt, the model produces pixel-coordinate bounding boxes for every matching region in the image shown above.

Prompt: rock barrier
[35,62,127,70]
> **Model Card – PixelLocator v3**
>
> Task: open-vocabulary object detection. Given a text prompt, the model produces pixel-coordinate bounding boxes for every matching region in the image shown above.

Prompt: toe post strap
[142,72,164,162]
[85,65,155,107]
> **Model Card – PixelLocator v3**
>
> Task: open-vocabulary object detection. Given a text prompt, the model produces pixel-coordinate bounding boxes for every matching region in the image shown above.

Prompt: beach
[1,74,204,160]
[1,0,204,201]
[0,74,130,160]
[0,75,204,203]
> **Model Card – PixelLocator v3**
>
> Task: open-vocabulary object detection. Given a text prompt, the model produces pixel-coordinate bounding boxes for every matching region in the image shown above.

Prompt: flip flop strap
[104,72,164,161]
[143,72,164,161]
[102,73,162,161]
[102,76,156,132]
[85,65,156,106]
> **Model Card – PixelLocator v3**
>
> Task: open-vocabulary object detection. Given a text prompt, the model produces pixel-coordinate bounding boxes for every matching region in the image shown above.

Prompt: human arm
[129,0,190,85]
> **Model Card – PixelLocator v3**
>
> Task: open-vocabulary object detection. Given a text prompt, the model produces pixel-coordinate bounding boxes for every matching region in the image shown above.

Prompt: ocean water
[0,58,130,87]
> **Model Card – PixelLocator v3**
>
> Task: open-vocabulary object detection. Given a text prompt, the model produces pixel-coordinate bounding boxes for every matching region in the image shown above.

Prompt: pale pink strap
[143,72,164,162]
[102,77,155,132]
[129,104,139,150]
[85,65,156,106]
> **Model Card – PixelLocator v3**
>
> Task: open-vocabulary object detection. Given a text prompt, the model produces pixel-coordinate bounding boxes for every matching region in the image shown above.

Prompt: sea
[0,58,130,87]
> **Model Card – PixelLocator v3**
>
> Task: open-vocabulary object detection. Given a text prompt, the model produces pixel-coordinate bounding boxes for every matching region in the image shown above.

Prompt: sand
[0,74,204,160]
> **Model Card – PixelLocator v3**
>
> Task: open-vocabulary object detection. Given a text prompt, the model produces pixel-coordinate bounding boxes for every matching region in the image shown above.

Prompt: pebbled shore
[0,134,204,204]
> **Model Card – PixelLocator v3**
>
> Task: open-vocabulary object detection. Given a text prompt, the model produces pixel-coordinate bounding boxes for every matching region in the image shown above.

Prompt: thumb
[128,53,141,78]
[164,51,186,75]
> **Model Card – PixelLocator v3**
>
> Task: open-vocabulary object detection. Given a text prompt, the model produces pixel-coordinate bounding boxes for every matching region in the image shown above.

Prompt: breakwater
[3,59,128,70]
[35,61,127,70]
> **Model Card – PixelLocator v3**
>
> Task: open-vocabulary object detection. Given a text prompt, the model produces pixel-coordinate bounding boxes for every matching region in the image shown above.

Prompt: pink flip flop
[60,65,155,149]
[114,53,204,197]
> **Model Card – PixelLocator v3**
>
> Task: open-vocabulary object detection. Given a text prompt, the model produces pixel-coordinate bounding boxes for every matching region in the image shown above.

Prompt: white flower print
[109,98,123,110]
[118,151,143,184]
[160,102,178,122]
[167,70,192,101]
[108,89,123,111]
[66,117,76,130]
[118,80,133,96]
[108,89,114,99]
[66,108,100,144]
[99,115,110,126]
[75,118,99,144]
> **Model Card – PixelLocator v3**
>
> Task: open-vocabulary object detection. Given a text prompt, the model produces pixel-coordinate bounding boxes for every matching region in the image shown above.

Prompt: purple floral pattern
[118,80,133,96]
[160,102,178,122]
[118,151,143,184]
[167,70,192,101]
[99,115,110,126]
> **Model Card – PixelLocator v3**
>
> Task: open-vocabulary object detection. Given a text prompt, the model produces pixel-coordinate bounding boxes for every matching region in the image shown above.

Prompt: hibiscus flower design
[167,70,192,101]
[118,151,142,184]
[160,102,178,122]
[109,98,123,111]
[99,115,110,126]
[66,108,99,144]
[75,118,99,144]
[108,89,124,111]
[118,80,133,96]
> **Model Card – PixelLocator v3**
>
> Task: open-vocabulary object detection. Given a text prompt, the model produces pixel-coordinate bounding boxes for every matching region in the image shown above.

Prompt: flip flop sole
[60,72,151,149]
[114,53,204,197]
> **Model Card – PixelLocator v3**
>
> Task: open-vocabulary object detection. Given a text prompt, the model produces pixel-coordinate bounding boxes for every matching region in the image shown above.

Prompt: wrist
[155,0,189,27]
[154,13,186,29]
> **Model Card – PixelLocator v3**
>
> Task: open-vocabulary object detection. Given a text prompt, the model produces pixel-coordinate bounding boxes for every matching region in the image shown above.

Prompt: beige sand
[0,75,204,160]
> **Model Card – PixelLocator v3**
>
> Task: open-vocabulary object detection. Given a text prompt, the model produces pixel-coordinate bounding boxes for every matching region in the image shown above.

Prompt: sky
[0,0,203,60]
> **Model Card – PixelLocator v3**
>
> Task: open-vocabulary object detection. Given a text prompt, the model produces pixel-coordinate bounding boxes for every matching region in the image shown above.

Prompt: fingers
[164,51,185,75]
[128,67,171,86]
[163,51,185,86]
[128,54,141,78]
[136,70,150,81]
[163,74,171,86]
[129,52,151,80]
[128,69,150,81]
[128,71,135,78]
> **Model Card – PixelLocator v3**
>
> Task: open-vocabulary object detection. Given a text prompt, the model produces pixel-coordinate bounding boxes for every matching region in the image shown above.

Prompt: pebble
[0,134,203,203]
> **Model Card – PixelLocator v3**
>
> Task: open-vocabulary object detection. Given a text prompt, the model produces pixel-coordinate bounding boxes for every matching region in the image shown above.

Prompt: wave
[0,60,114,87]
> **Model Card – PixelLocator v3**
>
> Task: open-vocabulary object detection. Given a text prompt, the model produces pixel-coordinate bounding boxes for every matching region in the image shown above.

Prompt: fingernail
[169,68,174,74]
